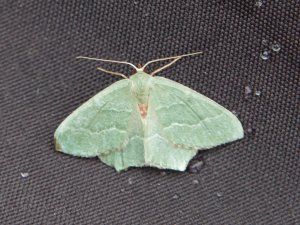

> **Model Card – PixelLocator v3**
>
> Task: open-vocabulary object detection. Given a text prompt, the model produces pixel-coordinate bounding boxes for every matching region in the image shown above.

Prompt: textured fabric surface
[0,0,299,224]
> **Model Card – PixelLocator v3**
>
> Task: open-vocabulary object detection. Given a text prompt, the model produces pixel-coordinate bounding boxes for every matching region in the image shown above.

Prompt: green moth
[54,52,244,171]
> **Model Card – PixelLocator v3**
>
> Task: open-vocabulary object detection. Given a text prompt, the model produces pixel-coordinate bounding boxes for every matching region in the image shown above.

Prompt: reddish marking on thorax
[139,104,148,118]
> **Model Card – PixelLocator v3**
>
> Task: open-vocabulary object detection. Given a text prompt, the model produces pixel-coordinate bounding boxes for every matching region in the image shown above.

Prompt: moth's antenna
[76,56,138,78]
[149,57,182,76]
[76,56,138,70]
[141,51,203,76]
[96,67,128,79]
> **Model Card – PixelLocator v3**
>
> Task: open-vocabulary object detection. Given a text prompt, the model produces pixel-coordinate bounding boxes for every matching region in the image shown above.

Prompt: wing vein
[163,113,223,130]
[175,94,219,143]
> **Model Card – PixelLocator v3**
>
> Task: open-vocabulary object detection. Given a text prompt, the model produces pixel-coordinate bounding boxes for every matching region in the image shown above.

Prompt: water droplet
[247,128,253,133]
[255,90,261,96]
[255,0,263,7]
[260,51,269,60]
[172,194,180,199]
[262,39,268,45]
[189,160,204,173]
[246,128,256,136]
[160,171,166,176]
[232,110,239,116]
[245,86,252,95]
[128,177,133,185]
[192,179,199,185]
[133,0,138,4]
[271,43,281,52]
[21,172,29,178]
[120,188,125,192]
[216,192,223,197]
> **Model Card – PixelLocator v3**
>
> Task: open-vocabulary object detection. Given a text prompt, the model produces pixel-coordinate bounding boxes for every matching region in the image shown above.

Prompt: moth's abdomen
[138,104,148,118]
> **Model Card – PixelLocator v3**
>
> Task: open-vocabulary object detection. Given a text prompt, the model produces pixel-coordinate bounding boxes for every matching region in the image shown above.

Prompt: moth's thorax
[130,71,152,104]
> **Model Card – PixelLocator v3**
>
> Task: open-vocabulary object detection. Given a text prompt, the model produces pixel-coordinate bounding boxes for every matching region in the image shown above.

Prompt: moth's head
[130,71,150,81]
[133,64,151,75]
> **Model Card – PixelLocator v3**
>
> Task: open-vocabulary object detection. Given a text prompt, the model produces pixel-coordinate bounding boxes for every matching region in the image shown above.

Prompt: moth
[54,52,244,171]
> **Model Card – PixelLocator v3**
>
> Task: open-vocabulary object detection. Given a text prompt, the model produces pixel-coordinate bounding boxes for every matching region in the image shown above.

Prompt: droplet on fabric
[189,160,204,173]
[21,172,29,178]
[192,179,200,185]
[245,86,252,95]
[255,90,261,96]
[128,177,133,185]
[255,0,263,7]
[160,171,166,176]
[260,51,269,60]
[216,192,224,197]
[247,128,253,133]
[172,194,180,199]
[271,43,281,52]
[262,39,268,45]
[232,110,239,116]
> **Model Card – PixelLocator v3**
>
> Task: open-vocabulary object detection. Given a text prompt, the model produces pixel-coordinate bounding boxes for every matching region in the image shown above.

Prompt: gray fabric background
[0,0,299,224]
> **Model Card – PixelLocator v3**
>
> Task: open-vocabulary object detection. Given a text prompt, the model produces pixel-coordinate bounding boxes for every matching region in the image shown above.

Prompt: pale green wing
[54,79,145,171]
[99,102,145,171]
[144,105,199,171]
[148,76,244,151]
